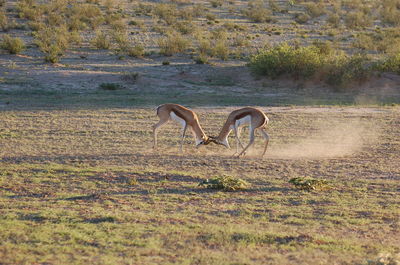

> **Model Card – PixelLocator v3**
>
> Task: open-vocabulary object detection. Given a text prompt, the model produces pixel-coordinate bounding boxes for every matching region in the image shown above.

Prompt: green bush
[324,54,372,90]
[249,44,378,89]
[376,53,400,74]
[0,34,25,54]
[248,43,322,79]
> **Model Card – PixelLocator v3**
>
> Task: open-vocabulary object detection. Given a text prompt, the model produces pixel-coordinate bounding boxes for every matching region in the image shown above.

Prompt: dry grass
[0,104,399,264]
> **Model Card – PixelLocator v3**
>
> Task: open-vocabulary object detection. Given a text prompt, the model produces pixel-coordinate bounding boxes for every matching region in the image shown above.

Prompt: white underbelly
[170,111,186,127]
[230,115,251,129]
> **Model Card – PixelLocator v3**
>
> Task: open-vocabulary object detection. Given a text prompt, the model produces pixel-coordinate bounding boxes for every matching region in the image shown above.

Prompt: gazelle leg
[179,124,187,153]
[237,127,255,157]
[234,126,245,155]
[152,119,169,149]
[259,128,270,157]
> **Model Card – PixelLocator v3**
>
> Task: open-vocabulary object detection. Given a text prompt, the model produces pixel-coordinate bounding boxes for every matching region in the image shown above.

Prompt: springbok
[210,107,270,157]
[152,103,211,152]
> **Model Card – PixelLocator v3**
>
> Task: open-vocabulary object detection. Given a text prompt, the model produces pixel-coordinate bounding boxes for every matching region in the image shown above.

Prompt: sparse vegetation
[0,34,25,54]
[158,31,190,56]
[289,177,330,191]
[91,31,111,49]
[243,0,272,23]
[199,175,250,191]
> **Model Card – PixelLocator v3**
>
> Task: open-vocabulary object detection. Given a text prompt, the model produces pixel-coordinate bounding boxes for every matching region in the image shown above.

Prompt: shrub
[376,53,400,74]
[0,8,9,31]
[34,25,71,63]
[158,31,190,56]
[380,2,400,26]
[324,54,372,90]
[345,11,372,29]
[303,2,325,18]
[199,175,250,191]
[212,39,229,60]
[0,35,25,54]
[294,13,311,24]
[210,0,223,8]
[243,0,272,23]
[126,44,145,58]
[91,31,111,49]
[248,43,322,79]
[153,3,177,25]
[194,53,209,64]
[327,12,340,27]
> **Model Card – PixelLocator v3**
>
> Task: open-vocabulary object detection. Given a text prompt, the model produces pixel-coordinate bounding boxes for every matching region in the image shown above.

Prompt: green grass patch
[199,175,250,191]
[289,177,330,191]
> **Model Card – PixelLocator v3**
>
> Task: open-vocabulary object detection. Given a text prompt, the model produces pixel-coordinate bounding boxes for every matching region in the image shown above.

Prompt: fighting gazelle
[152,103,211,152]
[209,107,270,157]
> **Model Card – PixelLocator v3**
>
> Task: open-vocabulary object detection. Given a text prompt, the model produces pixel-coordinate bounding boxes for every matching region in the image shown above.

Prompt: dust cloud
[267,119,379,159]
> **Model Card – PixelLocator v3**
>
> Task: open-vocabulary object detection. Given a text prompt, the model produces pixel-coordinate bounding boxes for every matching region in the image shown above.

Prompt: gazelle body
[211,107,270,157]
[152,104,210,152]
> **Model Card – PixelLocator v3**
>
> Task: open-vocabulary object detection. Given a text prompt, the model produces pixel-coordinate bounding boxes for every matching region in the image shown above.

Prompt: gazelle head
[195,136,213,147]
[208,136,230,149]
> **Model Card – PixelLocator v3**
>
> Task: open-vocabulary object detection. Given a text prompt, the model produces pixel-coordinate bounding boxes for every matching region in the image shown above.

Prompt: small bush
[153,3,177,25]
[0,8,9,31]
[243,0,272,23]
[34,25,71,63]
[199,175,250,191]
[194,53,209,64]
[295,13,311,24]
[376,53,400,74]
[345,11,372,29]
[0,35,25,54]
[289,177,330,191]
[91,31,111,49]
[210,0,223,8]
[381,5,400,26]
[158,31,190,56]
[303,2,325,18]
[212,39,229,60]
[126,44,145,58]
[327,12,340,27]
[324,54,372,90]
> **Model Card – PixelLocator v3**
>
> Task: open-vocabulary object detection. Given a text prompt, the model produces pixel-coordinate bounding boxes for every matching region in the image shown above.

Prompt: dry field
[0,104,399,265]
[1,0,400,264]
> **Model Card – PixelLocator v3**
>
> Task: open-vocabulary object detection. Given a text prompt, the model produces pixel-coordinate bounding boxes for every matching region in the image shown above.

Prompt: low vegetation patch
[199,175,250,191]
[289,177,330,191]
[0,35,25,54]
[248,43,395,89]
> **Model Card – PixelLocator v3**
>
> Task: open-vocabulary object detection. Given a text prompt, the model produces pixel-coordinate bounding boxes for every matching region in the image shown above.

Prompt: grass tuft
[199,175,250,191]
[289,177,330,191]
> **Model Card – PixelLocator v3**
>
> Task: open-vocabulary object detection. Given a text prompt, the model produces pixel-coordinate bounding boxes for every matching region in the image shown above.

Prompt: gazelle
[209,107,270,157]
[152,103,211,152]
